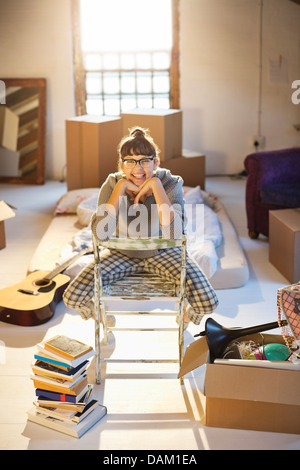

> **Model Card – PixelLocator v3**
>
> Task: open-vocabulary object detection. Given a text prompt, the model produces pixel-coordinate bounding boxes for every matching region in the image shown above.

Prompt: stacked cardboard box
[65,109,206,190]
[121,108,182,162]
[65,115,122,190]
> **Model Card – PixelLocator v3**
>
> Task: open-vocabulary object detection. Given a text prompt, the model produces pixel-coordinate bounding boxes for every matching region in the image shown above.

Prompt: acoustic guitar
[0,249,91,326]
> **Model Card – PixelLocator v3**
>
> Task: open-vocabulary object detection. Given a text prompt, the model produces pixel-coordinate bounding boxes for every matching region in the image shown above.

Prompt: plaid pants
[63,247,218,324]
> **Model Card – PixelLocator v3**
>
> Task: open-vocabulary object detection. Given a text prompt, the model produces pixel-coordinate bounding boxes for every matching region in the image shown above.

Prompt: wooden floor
[0,177,299,450]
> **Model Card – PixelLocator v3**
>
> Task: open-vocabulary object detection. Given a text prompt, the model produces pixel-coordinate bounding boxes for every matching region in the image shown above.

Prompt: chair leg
[95,302,108,384]
[101,302,108,345]
[248,230,259,239]
[178,301,185,385]
[95,307,101,385]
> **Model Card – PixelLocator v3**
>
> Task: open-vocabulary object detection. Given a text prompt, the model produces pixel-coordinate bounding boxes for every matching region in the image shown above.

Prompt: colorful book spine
[35,386,88,403]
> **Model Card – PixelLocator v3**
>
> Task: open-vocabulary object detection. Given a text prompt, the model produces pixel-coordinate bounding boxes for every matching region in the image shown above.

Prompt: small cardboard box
[66,115,122,190]
[0,201,16,249]
[162,150,205,189]
[121,108,182,162]
[179,332,300,434]
[0,147,21,177]
[269,209,300,283]
[0,106,19,151]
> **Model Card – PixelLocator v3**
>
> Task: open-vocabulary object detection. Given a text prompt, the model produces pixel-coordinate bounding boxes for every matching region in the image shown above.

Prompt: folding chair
[92,235,187,384]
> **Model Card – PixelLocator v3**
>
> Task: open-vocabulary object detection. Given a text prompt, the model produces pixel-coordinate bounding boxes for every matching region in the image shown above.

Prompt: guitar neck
[43,248,92,281]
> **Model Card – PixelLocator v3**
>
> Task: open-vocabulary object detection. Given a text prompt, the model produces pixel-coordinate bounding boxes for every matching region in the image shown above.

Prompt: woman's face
[120,155,158,187]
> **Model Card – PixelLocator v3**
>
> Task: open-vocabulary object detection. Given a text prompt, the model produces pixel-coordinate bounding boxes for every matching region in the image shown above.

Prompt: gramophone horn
[203,317,286,363]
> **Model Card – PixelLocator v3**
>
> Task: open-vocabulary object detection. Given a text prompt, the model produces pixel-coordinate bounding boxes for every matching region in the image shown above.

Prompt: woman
[63,127,218,325]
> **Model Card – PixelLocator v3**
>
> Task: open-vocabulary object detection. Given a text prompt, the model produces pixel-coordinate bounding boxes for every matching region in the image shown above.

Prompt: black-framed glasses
[122,156,155,169]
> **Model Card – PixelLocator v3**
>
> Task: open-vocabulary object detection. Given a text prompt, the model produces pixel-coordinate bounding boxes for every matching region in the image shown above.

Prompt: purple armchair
[244,147,300,238]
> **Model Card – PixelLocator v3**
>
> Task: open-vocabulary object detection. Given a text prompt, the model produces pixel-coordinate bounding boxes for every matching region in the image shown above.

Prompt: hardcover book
[44,335,93,360]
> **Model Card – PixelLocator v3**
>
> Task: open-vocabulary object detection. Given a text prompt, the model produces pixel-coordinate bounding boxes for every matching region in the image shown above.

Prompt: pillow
[183,185,204,204]
[77,195,98,226]
[55,188,99,214]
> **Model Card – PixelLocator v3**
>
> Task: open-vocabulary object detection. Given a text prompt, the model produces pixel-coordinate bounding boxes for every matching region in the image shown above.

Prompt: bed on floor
[28,157,249,290]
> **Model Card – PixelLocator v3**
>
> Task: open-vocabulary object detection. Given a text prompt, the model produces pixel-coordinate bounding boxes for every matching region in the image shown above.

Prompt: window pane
[80,0,172,52]
[153,52,170,69]
[137,94,153,108]
[154,95,170,109]
[103,73,120,94]
[137,72,152,93]
[103,53,119,70]
[84,53,102,70]
[121,96,137,112]
[121,73,135,93]
[153,72,170,93]
[86,73,102,94]
[120,53,135,69]
[86,97,103,115]
[136,53,151,69]
[104,97,120,115]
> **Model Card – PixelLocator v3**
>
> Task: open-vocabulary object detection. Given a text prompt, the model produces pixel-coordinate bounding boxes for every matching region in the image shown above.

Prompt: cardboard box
[121,108,182,162]
[0,106,19,151]
[0,201,16,249]
[0,147,21,177]
[269,209,300,283]
[162,150,205,189]
[66,115,122,190]
[179,332,300,434]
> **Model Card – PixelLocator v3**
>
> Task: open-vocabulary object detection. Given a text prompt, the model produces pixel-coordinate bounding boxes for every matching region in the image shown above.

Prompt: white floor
[0,176,299,450]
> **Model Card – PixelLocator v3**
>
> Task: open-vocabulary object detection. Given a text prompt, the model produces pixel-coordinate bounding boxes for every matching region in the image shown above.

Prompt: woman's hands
[131,176,158,205]
[107,176,174,227]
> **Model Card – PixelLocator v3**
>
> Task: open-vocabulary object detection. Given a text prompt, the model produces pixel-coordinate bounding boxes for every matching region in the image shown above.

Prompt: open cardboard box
[0,201,16,249]
[179,331,300,434]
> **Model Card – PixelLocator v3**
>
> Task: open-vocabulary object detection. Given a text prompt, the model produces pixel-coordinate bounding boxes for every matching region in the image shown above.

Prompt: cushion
[55,188,99,214]
[260,184,300,207]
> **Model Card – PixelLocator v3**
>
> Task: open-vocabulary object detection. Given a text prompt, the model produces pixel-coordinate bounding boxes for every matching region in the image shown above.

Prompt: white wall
[1,0,299,179]
[180,0,300,174]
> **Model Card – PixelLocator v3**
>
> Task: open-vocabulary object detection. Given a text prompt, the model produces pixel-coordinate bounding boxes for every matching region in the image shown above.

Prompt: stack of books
[27,335,107,438]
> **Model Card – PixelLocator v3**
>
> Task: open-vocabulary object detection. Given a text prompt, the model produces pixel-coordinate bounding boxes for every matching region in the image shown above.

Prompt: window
[71,0,179,116]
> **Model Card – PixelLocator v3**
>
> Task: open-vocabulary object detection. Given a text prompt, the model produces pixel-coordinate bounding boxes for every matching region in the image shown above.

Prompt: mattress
[28,199,249,290]
[209,200,249,289]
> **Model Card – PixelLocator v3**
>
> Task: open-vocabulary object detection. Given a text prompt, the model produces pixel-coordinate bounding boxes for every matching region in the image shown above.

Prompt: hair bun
[130,127,147,138]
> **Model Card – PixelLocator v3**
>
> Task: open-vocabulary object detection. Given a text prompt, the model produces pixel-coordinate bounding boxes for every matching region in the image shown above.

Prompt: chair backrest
[96,236,185,252]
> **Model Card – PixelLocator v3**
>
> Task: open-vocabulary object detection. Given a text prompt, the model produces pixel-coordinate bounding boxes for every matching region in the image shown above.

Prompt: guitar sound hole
[34,279,50,287]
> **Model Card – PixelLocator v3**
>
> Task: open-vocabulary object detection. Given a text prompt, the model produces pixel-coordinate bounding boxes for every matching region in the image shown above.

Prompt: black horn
[195,318,287,363]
